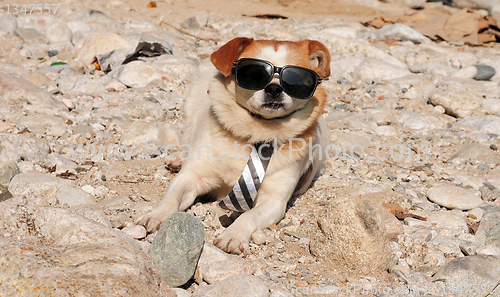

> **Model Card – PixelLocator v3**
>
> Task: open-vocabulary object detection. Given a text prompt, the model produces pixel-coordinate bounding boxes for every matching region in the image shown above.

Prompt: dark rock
[473,65,496,81]
[149,212,205,287]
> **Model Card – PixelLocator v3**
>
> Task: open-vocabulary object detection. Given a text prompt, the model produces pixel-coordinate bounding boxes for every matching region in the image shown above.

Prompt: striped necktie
[219,143,273,212]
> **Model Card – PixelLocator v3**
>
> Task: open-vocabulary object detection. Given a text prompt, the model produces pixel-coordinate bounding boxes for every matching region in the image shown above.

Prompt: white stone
[429,84,484,118]
[46,21,72,43]
[119,61,163,88]
[120,121,160,147]
[433,105,446,114]
[172,288,192,297]
[0,14,18,34]
[404,217,432,228]
[154,56,197,81]
[121,225,147,239]
[424,250,446,267]
[105,80,127,92]
[476,244,500,256]
[55,185,96,207]
[425,211,469,234]
[403,115,445,130]
[375,125,397,137]
[81,185,96,195]
[427,184,483,210]
[77,33,133,65]
[376,24,430,44]
[456,115,500,135]
[352,58,411,83]
[483,99,500,116]
[451,65,477,79]
[201,259,245,284]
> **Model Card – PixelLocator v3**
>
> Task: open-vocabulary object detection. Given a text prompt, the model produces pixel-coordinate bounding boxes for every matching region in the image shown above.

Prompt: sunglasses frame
[231,58,327,99]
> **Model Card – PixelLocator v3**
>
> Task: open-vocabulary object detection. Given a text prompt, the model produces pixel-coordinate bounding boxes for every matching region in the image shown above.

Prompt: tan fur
[137,38,331,255]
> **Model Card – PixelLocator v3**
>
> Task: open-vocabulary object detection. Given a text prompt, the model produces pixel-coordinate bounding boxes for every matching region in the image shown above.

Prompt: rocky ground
[1,0,500,296]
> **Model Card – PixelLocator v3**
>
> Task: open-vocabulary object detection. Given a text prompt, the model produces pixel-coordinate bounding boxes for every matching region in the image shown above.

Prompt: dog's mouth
[262,102,285,109]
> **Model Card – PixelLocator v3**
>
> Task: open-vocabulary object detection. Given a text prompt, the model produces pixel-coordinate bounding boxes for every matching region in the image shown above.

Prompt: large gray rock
[309,193,391,273]
[0,197,174,297]
[427,184,483,210]
[149,212,205,287]
[432,255,500,297]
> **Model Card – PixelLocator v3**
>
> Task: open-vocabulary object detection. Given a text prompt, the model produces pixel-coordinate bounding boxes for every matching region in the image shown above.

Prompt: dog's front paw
[135,209,169,233]
[165,151,182,173]
[213,229,250,256]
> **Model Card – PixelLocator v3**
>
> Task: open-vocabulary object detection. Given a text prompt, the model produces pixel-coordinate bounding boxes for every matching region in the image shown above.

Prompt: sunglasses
[232,58,327,99]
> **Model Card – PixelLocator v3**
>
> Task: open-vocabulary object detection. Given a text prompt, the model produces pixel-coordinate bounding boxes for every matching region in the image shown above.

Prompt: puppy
[137,38,331,255]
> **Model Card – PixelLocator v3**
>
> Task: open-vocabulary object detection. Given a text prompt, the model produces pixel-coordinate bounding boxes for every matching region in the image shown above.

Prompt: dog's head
[211,38,331,121]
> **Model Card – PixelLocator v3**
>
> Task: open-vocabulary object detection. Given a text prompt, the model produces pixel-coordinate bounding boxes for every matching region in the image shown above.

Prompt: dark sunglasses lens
[236,60,273,90]
[281,67,318,99]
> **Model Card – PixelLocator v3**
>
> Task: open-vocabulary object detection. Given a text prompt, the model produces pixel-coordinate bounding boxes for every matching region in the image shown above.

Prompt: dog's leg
[136,166,217,232]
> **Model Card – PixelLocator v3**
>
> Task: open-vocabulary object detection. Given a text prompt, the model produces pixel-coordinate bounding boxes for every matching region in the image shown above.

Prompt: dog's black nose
[265,83,283,98]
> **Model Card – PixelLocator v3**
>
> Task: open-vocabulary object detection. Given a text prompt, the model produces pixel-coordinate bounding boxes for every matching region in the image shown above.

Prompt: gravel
[1,1,500,296]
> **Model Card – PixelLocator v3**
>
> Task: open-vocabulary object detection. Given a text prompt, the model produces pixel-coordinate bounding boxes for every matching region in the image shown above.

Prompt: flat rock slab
[0,197,173,297]
[149,212,205,287]
[9,173,75,204]
[427,184,483,210]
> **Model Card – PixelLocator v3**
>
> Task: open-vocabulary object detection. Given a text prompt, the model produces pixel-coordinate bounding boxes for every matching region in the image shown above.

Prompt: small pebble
[121,225,147,239]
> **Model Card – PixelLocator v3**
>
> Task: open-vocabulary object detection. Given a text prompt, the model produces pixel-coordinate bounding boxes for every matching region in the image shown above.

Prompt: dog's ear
[211,37,254,77]
[306,40,331,78]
